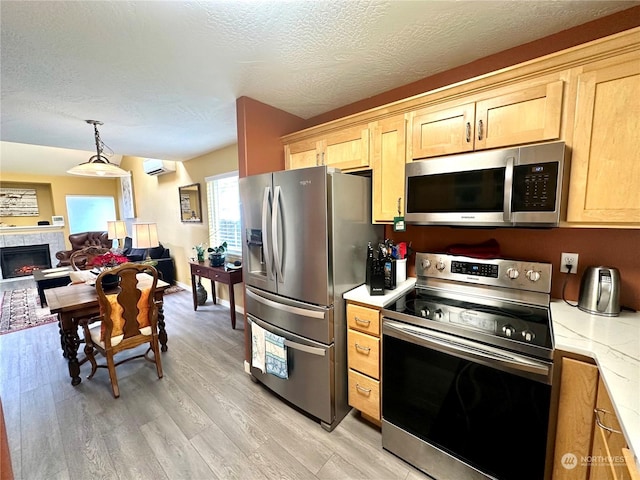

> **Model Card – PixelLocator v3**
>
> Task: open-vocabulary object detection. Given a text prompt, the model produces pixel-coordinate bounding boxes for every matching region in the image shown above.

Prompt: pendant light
[67,120,129,177]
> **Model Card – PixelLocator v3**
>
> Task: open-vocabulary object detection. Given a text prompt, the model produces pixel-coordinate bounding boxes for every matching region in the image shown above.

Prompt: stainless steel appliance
[381,252,555,480]
[578,266,621,316]
[405,141,568,227]
[240,166,381,431]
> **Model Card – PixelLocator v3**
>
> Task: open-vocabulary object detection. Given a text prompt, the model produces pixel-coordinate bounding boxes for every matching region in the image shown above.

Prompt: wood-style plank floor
[0,281,433,480]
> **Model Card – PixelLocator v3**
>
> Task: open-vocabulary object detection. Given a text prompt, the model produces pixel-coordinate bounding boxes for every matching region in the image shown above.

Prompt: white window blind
[206,171,241,256]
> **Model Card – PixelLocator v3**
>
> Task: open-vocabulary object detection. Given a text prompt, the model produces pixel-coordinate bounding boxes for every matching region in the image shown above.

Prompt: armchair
[121,237,175,285]
[55,231,111,267]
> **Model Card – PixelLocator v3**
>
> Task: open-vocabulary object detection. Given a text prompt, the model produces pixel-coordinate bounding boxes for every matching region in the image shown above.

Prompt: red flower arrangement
[89,251,129,268]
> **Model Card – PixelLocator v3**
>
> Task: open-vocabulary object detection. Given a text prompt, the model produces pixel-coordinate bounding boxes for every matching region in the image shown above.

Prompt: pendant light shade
[67,120,129,177]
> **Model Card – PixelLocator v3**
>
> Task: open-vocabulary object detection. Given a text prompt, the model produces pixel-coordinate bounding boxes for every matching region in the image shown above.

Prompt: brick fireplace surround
[0,227,65,280]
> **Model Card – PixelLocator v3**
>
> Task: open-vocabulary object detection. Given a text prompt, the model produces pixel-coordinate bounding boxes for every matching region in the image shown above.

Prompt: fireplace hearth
[0,244,52,278]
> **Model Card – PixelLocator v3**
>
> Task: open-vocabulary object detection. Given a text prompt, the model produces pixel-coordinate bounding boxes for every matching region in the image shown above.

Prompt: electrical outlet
[560,253,579,274]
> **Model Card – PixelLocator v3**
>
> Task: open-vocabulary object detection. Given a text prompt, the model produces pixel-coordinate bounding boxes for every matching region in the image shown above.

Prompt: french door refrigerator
[240,166,381,431]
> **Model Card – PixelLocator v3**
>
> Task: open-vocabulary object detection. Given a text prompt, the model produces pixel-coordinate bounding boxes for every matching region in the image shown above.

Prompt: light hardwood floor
[0,282,433,480]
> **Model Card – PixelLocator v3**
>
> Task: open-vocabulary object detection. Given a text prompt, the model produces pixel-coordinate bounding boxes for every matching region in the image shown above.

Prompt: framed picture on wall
[120,173,135,219]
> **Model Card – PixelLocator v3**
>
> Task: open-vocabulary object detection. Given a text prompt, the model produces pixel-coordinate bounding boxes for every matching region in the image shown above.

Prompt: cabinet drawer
[348,369,380,420]
[347,303,380,336]
[347,329,380,379]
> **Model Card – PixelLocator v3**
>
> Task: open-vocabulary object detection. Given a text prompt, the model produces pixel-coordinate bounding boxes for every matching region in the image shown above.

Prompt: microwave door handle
[262,186,273,280]
[503,156,515,222]
[271,185,284,283]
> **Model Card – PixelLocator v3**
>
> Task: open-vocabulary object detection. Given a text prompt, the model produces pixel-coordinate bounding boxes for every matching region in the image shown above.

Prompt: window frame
[205,171,241,257]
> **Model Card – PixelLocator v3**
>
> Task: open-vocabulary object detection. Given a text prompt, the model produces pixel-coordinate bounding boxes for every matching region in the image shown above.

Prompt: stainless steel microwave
[405,141,568,227]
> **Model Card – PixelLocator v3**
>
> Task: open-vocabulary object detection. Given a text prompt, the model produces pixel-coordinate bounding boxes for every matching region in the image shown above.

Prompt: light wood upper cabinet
[567,58,640,224]
[284,124,370,171]
[372,115,407,223]
[284,138,322,170]
[409,80,564,160]
[411,102,475,158]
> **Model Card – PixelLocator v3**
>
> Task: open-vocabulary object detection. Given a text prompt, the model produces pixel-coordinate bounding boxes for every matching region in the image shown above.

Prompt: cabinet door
[411,102,475,158]
[323,124,370,170]
[590,377,627,480]
[567,59,640,224]
[553,357,599,480]
[372,115,407,223]
[284,138,321,170]
[475,80,563,150]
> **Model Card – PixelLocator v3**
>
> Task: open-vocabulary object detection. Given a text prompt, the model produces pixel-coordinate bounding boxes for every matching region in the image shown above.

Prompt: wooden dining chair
[81,263,163,398]
[70,246,111,271]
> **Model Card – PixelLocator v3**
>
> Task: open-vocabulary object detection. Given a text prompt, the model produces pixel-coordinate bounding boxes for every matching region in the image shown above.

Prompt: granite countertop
[551,301,640,461]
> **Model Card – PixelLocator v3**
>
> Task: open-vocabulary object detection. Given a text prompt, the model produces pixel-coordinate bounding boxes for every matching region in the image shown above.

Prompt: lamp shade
[67,159,130,177]
[107,220,128,240]
[132,223,159,249]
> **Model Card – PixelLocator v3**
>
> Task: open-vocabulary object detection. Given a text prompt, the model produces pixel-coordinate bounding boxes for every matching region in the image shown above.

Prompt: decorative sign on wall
[0,188,39,216]
[119,173,135,219]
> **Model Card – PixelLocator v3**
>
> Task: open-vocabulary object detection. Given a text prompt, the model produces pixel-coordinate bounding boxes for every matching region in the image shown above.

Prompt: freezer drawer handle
[246,289,326,319]
[355,343,371,353]
[355,384,371,395]
[283,339,326,357]
[355,317,371,326]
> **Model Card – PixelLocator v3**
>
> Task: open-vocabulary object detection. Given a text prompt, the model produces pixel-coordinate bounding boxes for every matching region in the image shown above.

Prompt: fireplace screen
[0,244,52,278]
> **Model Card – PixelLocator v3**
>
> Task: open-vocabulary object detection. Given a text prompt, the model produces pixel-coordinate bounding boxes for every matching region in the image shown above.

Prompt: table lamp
[107,220,128,250]
[132,222,159,261]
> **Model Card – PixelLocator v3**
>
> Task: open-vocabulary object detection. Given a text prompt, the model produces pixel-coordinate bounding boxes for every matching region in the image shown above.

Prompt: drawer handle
[355,317,371,326]
[355,343,371,353]
[594,408,622,434]
[355,383,371,395]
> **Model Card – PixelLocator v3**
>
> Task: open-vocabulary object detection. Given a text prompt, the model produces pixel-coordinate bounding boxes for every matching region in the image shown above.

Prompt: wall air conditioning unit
[143,159,176,176]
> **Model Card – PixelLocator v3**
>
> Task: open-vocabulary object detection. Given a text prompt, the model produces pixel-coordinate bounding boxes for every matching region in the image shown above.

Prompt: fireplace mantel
[0,225,64,234]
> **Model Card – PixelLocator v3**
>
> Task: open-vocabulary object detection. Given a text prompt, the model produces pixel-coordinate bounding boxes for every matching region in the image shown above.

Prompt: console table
[189,262,243,329]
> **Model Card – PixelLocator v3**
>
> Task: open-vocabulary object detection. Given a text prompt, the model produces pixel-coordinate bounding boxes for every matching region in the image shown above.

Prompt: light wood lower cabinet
[552,356,640,480]
[346,302,382,423]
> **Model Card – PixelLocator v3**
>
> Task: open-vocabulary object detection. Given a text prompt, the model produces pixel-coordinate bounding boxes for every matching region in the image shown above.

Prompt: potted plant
[207,242,227,267]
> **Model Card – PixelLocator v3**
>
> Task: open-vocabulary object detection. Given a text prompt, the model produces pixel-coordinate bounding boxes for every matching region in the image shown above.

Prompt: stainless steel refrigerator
[240,166,381,431]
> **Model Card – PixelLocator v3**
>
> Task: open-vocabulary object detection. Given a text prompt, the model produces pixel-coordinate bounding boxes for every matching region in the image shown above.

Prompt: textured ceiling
[1,0,637,175]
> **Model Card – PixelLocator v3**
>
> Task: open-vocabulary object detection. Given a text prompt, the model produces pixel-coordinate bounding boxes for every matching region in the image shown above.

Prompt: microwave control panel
[512,161,559,211]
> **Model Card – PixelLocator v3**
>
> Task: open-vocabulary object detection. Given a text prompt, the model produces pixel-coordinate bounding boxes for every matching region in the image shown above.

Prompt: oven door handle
[383,319,552,384]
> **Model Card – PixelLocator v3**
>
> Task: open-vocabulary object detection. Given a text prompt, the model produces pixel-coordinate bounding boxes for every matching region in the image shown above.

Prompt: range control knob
[502,325,516,337]
[435,260,446,272]
[421,259,431,270]
[419,308,430,318]
[506,267,520,280]
[522,330,536,342]
[526,270,541,282]
[433,309,444,321]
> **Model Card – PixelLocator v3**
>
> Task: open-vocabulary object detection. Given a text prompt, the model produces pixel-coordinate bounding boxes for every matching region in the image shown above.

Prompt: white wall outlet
[560,253,579,274]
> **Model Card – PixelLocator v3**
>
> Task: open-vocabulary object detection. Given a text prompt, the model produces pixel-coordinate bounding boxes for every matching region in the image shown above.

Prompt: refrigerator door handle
[246,288,326,318]
[262,186,273,279]
[271,185,284,282]
[283,339,326,357]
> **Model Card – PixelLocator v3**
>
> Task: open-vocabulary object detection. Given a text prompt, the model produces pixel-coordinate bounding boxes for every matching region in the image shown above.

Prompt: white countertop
[551,301,640,459]
[343,277,416,308]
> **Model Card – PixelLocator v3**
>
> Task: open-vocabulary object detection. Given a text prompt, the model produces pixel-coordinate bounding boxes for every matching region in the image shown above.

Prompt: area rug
[164,285,185,295]
[0,288,58,335]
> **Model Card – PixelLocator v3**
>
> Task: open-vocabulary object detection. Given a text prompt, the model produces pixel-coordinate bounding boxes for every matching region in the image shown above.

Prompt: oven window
[406,167,505,213]
[382,334,550,480]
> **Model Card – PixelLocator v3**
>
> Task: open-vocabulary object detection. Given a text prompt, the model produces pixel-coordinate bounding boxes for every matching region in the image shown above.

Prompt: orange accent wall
[236,96,306,178]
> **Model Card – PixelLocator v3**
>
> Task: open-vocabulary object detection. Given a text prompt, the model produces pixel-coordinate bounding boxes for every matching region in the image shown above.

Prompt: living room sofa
[121,237,175,285]
[55,231,111,267]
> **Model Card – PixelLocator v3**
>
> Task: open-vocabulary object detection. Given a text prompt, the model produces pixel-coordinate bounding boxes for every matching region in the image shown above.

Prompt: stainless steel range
[381,252,554,480]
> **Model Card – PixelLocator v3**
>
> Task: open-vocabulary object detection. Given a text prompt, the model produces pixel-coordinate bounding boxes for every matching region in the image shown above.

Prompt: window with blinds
[205,171,241,256]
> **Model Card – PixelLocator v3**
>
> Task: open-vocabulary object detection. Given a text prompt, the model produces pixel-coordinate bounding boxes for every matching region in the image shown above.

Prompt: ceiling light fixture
[67,120,129,177]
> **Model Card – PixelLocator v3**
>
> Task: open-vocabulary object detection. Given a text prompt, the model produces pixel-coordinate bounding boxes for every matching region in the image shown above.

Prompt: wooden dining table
[44,274,169,386]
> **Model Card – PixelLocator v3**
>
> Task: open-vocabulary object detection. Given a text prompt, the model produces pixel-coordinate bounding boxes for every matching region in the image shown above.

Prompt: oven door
[381,319,552,480]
